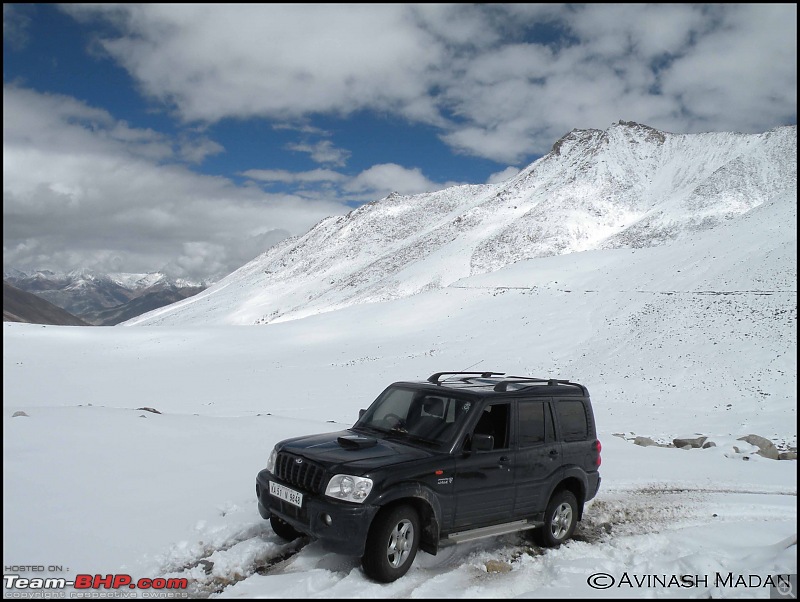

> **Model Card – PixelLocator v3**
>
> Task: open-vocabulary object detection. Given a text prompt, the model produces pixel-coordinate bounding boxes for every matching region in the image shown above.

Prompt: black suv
[255,372,601,582]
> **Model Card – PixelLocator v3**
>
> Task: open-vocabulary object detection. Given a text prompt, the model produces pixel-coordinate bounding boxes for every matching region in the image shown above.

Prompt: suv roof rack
[492,376,584,393]
[427,371,505,384]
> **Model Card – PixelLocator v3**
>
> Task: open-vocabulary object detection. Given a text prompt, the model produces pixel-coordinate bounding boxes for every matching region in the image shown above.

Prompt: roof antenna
[443,360,484,382]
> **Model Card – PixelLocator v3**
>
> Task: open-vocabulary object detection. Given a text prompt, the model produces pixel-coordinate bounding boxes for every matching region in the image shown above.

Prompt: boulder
[485,560,512,573]
[673,436,707,448]
[737,435,780,460]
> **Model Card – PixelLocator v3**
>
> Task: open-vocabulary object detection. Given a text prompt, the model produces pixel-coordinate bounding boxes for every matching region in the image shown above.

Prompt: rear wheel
[270,515,302,541]
[361,505,420,583]
[533,490,578,547]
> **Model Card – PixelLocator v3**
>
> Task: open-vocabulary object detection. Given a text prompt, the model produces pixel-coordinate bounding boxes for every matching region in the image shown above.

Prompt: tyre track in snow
[150,520,310,598]
[155,485,796,598]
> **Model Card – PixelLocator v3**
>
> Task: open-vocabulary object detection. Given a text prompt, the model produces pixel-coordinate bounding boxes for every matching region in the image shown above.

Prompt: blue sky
[4,6,503,186]
[3,4,796,281]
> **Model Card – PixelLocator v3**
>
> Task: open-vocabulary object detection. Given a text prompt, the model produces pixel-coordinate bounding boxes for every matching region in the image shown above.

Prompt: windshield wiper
[386,429,438,446]
[356,424,438,446]
[353,424,385,435]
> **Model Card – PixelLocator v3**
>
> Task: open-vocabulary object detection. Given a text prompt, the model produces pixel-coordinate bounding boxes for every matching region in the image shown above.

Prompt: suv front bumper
[256,469,379,557]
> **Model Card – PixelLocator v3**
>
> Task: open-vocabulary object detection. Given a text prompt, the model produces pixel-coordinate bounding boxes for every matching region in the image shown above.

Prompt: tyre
[361,505,420,583]
[533,490,578,547]
[270,515,302,541]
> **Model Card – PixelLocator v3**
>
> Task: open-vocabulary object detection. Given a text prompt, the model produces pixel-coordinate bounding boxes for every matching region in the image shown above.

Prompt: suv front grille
[274,452,326,495]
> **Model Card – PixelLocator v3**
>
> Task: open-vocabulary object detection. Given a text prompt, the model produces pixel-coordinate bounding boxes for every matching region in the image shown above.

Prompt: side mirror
[359,409,366,419]
[472,433,494,452]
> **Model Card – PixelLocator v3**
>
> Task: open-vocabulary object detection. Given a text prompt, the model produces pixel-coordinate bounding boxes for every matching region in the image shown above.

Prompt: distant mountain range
[3,269,207,325]
[123,121,797,326]
[3,281,89,326]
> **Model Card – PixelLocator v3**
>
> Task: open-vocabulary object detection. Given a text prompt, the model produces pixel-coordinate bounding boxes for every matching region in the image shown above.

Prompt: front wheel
[361,505,420,583]
[533,490,578,547]
[270,515,302,541]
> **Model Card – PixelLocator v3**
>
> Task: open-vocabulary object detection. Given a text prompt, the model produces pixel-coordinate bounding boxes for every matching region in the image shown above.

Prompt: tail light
[594,439,602,467]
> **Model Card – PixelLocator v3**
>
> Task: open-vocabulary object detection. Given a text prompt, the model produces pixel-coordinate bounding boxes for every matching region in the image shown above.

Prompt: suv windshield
[354,386,474,446]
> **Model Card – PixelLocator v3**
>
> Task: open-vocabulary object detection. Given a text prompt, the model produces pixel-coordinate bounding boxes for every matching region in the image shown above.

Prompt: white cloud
[487,167,520,185]
[272,122,331,136]
[660,5,798,131]
[3,4,32,50]
[59,4,794,164]
[177,135,225,164]
[4,6,796,280]
[240,168,346,184]
[2,86,347,280]
[65,4,444,124]
[2,86,459,279]
[285,140,351,167]
[567,4,705,60]
[344,163,456,198]
[160,232,292,280]
[408,4,501,48]
[241,163,460,203]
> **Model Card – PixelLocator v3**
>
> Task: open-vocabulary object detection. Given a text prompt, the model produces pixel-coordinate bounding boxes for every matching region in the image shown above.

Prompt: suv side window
[473,403,510,449]
[518,400,554,447]
[555,400,588,441]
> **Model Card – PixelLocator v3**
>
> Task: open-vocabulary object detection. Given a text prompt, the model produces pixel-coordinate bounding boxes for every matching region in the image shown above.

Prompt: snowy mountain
[4,269,208,325]
[126,122,796,327]
[3,281,89,325]
[3,122,796,599]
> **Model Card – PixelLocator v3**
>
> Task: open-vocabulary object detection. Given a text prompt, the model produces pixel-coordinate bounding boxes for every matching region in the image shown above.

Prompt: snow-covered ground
[3,161,796,597]
[3,235,796,598]
[4,396,794,599]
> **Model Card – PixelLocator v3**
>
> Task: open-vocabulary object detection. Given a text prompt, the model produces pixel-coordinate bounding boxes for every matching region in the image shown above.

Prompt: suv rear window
[555,400,588,441]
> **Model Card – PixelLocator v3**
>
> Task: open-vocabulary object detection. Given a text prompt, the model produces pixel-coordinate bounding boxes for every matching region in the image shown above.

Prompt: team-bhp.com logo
[5,573,188,592]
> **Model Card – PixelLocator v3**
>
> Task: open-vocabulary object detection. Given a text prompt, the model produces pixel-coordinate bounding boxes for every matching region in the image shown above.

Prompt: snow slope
[125,123,796,327]
[3,304,796,598]
[8,190,795,435]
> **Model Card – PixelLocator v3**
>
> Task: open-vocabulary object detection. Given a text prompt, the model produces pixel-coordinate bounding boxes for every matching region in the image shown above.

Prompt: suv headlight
[266,448,277,473]
[325,474,373,503]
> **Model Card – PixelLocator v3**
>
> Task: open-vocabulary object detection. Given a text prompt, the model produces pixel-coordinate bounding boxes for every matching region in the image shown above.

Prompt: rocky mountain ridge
[124,121,796,326]
[4,269,208,325]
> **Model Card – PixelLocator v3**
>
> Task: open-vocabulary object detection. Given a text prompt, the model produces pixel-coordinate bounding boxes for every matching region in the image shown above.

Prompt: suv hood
[279,430,432,473]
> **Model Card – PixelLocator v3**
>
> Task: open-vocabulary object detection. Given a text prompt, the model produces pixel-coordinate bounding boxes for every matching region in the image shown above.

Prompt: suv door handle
[549,449,559,456]
[499,456,510,463]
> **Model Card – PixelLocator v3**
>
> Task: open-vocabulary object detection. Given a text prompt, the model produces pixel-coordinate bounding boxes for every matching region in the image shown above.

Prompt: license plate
[269,481,304,508]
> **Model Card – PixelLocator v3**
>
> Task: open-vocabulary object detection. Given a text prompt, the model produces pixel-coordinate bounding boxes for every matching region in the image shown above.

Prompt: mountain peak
[611,120,667,143]
[551,120,671,157]
[550,127,607,157]
[125,124,796,327]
